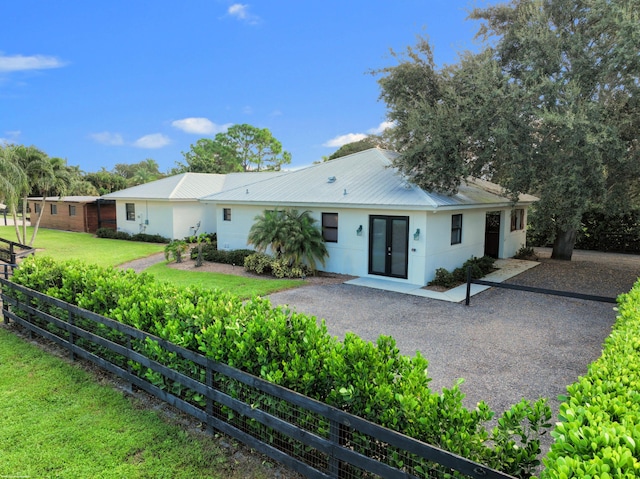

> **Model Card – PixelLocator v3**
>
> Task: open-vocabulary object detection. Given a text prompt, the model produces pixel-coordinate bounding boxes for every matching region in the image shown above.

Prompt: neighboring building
[27,196,116,234]
[201,149,538,285]
[102,172,285,240]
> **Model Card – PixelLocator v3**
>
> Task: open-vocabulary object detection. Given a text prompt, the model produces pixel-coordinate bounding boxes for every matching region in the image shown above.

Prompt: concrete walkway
[345,258,539,302]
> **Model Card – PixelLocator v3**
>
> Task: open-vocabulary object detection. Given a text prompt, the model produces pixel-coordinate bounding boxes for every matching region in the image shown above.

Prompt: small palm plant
[164,240,189,263]
[247,209,328,273]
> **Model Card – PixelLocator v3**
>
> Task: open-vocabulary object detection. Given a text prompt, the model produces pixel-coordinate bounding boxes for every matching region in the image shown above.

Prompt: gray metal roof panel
[201,148,537,208]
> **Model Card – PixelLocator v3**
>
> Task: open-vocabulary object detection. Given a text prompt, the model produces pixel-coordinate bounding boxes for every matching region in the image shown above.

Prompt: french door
[368,215,409,279]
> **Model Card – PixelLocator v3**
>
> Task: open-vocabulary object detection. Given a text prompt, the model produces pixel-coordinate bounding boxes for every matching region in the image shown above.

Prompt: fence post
[68,308,76,361]
[205,364,214,435]
[465,266,472,306]
[328,419,341,478]
[2,275,9,325]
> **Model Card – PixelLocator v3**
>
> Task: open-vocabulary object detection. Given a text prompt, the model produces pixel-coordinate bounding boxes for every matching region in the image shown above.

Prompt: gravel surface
[267,249,640,436]
[123,248,640,452]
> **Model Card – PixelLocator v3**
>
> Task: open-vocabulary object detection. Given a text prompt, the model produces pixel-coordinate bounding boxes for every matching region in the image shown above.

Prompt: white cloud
[133,133,171,149]
[323,121,396,148]
[90,131,124,146]
[171,117,231,135]
[243,105,254,115]
[0,54,66,72]
[0,130,21,144]
[323,133,368,148]
[227,3,261,24]
[367,121,395,135]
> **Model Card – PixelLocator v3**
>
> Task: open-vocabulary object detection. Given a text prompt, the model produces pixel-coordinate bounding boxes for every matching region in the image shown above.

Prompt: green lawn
[145,261,305,298]
[0,227,300,476]
[0,328,278,478]
[0,226,304,296]
[0,226,164,267]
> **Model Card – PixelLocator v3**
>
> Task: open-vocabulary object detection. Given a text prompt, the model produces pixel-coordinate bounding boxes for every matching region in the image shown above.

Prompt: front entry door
[484,211,501,258]
[369,215,409,279]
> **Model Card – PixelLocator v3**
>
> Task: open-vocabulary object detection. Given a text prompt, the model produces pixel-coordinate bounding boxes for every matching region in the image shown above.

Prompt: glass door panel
[368,215,409,279]
[370,217,387,275]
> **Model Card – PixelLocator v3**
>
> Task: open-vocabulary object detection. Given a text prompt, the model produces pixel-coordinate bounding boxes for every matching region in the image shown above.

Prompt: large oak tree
[377,0,640,260]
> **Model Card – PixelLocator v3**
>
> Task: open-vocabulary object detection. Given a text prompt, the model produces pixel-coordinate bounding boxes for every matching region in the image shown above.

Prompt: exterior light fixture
[356,225,363,236]
[413,228,420,240]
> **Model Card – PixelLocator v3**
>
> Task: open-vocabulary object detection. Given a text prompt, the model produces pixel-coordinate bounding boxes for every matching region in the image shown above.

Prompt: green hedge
[539,281,640,478]
[10,256,551,478]
[189,244,254,266]
[96,228,170,244]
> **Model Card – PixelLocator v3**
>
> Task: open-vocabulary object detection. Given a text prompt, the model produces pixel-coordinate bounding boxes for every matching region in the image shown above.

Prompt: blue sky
[1,1,498,173]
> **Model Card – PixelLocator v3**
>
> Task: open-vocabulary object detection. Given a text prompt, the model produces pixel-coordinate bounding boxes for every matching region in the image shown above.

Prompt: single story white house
[102,171,284,239]
[200,149,537,285]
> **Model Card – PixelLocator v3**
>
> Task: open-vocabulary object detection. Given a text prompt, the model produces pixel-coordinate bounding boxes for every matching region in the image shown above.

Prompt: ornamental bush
[538,281,640,478]
[429,256,495,288]
[96,228,170,244]
[244,252,312,278]
[10,256,551,478]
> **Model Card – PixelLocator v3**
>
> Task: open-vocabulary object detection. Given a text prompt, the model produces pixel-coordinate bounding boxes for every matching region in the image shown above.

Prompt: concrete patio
[345,258,540,302]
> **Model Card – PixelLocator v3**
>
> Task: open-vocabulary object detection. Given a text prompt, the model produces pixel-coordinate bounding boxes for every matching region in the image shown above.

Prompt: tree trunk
[10,205,23,244]
[28,198,48,246]
[551,228,577,260]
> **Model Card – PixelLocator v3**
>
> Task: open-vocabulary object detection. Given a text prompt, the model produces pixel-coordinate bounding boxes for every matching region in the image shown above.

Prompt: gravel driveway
[268,249,640,430]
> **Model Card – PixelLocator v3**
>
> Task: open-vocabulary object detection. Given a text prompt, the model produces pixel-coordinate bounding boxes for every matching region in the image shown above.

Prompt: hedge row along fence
[4,257,552,478]
[539,280,640,478]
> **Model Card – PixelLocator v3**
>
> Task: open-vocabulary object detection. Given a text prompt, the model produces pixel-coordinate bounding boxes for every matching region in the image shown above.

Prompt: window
[34,203,41,214]
[50,204,58,215]
[511,208,524,231]
[69,205,77,216]
[223,208,231,221]
[451,214,462,245]
[322,213,338,242]
[126,203,135,221]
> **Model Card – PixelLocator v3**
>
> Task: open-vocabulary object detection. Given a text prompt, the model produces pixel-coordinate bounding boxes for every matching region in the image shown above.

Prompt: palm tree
[248,209,328,273]
[247,209,288,257]
[3,145,49,244]
[0,145,27,219]
[28,157,72,245]
[281,210,328,272]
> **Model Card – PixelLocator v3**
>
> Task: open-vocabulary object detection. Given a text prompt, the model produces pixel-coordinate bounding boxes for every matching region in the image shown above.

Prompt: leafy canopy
[173,124,292,174]
[376,0,640,260]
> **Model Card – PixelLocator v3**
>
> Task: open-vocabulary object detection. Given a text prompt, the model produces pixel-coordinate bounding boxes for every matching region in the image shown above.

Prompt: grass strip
[0,327,278,479]
[144,261,306,298]
[0,225,164,268]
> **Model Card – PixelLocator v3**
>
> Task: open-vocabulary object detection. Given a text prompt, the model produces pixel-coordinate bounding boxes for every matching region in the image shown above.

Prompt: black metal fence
[465,267,618,306]
[0,277,515,479]
[0,237,35,265]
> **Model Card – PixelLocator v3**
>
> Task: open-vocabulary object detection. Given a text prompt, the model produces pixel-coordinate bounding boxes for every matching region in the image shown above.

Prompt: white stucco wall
[213,203,531,285]
[214,204,429,284]
[115,200,214,240]
[423,209,486,282]
[501,208,528,258]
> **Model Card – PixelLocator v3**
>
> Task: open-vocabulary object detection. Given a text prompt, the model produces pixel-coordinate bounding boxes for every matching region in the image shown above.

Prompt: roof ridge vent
[327,176,336,183]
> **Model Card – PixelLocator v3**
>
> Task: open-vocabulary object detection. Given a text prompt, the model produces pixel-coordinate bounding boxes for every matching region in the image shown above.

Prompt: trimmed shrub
[539,281,640,478]
[244,252,274,275]
[131,233,171,244]
[11,255,553,478]
[513,245,538,261]
[194,247,254,266]
[430,256,495,288]
[431,268,458,288]
[244,253,312,279]
[95,228,170,243]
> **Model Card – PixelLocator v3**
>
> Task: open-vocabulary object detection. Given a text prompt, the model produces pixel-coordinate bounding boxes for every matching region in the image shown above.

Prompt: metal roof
[200,148,538,210]
[101,171,285,201]
[28,196,101,203]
